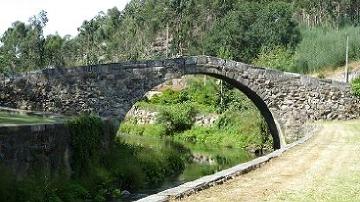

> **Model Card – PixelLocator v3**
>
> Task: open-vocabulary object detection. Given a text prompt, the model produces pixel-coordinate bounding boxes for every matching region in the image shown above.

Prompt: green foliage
[158,103,196,135]
[120,122,167,137]
[251,2,301,50]
[149,89,190,105]
[184,77,219,111]
[204,1,300,63]
[2,0,360,74]
[217,46,233,60]
[253,46,296,71]
[351,77,360,97]
[124,76,272,150]
[0,114,187,201]
[67,115,104,177]
[0,11,49,72]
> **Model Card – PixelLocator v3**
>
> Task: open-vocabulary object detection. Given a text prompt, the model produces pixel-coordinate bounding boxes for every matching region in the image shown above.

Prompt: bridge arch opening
[120,73,282,150]
[195,73,282,150]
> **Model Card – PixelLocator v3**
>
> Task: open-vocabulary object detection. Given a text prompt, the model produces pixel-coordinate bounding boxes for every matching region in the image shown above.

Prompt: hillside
[2,1,360,74]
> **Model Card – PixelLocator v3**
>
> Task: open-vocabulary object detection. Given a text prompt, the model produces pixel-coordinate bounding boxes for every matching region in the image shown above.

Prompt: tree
[251,1,301,50]
[44,34,65,67]
[204,1,261,62]
[0,21,31,72]
[27,10,49,69]
[204,1,300,63]
[216,47,233,113]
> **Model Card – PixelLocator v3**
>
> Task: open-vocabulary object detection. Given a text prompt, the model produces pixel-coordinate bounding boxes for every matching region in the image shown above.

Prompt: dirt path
[178,120,360,202]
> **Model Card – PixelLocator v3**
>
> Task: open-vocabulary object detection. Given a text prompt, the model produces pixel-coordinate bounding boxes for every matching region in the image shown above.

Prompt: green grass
[0,112,61,124]
[295,26,360,73]
[270,121,360,202]
[273,171,360,202]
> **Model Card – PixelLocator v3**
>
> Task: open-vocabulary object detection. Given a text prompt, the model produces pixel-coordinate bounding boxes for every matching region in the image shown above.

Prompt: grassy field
[180,120,360,202]
[0,111,61,125]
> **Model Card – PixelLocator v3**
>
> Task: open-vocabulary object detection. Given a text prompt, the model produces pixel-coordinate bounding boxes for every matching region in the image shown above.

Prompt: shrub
[352,77,360,97]
[143,124,167,137]
[253,46,295,72]
[158,103,196,135]
[119,123,166,137]
[67,115,104,177]
[149,89,189,105]
[119,122,145,136]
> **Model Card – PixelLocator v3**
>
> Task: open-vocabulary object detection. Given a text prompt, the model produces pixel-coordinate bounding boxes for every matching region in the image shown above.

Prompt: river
[118,134,257,201]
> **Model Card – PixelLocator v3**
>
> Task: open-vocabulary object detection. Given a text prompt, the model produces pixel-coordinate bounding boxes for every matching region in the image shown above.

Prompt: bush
[352,77,360,97]
[143,124,167,137]
[119,122,145,136]
[149,89,190,105]
[158,103,196,135]
[119,123,167,137]
[67,115,104,177]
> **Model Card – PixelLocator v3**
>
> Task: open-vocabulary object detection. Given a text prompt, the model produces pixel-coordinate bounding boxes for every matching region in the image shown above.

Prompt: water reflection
[118,134,256,201]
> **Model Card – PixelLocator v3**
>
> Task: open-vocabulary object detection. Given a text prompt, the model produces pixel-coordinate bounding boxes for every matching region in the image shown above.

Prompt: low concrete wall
[137,124,321,202]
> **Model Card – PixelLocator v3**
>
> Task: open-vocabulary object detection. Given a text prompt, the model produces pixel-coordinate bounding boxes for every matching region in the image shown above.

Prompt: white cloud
[0,0,130,37]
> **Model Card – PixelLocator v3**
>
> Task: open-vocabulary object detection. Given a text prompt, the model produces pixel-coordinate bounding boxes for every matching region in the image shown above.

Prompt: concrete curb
[137,125,320,202]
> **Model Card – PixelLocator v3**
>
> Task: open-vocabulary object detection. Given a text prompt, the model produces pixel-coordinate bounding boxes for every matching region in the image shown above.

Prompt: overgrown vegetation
[120,76,273,151]
[67,115,104,177]
[174,110,272,149]
[0,115,188,202]
[352,77,360,97]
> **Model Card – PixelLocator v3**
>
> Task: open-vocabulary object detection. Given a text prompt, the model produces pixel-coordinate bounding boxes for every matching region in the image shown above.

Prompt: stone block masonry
[0,56,359,149]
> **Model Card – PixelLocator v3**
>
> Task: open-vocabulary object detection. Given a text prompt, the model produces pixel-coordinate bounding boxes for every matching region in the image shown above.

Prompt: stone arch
[128,68,283,150]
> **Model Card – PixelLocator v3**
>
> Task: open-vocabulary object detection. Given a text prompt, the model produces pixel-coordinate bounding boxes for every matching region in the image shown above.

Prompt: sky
[0,0,131,37]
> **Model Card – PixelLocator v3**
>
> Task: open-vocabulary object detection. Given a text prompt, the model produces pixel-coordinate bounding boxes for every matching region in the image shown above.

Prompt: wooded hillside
[1,0,360,73]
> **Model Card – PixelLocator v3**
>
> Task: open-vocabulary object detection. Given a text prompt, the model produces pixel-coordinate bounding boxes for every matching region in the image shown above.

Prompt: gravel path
[178,120,360,202]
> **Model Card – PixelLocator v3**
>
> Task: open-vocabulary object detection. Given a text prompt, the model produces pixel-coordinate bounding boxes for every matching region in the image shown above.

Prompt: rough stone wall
[0,56,359,147]
[0,124,71,178]
[126,106,219,126]
[0,121,115,178]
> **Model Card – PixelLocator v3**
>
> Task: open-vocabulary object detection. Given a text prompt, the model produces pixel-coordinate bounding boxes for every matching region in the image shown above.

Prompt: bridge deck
[178,120,360,201]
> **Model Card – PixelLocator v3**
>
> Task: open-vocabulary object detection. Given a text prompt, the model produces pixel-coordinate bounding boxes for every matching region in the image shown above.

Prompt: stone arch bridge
[0,56,359,149]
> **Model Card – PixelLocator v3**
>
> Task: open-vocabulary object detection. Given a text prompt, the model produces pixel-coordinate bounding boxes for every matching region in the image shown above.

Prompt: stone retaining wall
[0,123,71,177]
[126,106,218,127]
[0,121,115,178]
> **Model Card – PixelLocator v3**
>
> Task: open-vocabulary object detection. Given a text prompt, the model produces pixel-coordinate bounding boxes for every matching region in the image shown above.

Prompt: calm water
[118,134,256,201]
